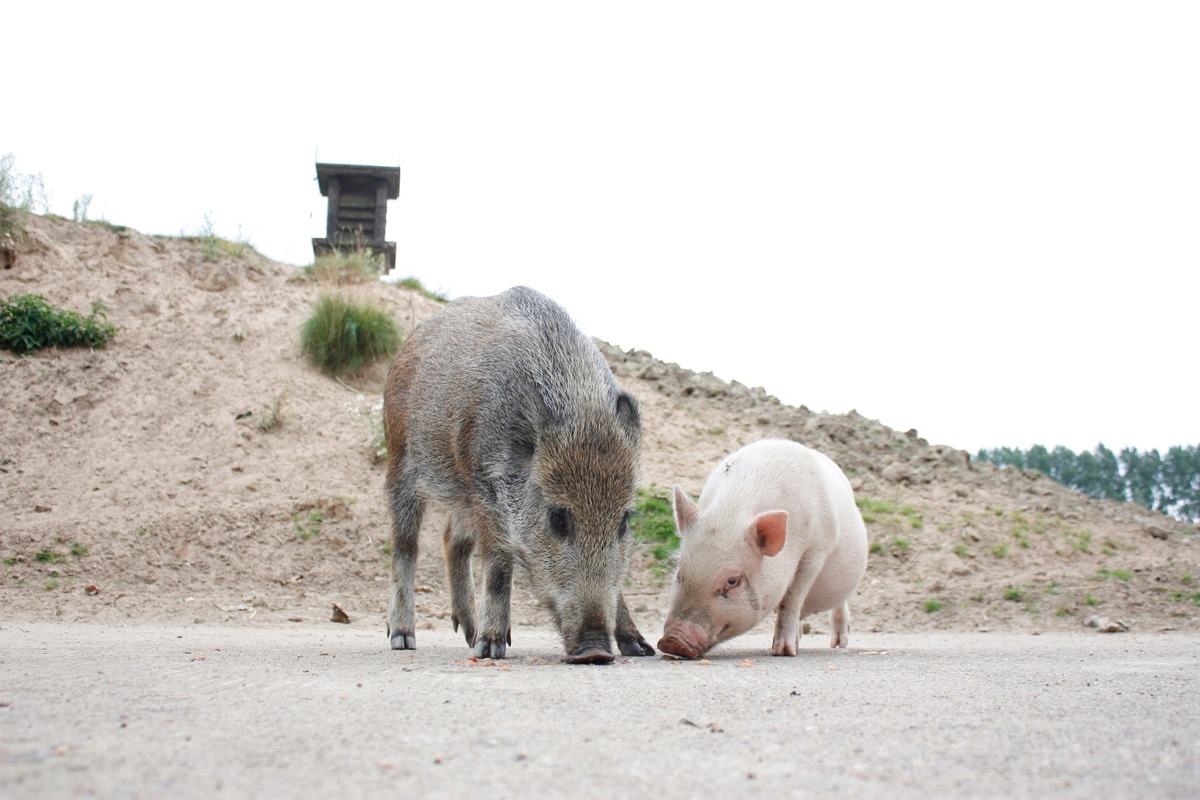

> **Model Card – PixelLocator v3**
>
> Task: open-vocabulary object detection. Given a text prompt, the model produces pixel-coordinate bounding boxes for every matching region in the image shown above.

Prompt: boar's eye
[548,507,572,538]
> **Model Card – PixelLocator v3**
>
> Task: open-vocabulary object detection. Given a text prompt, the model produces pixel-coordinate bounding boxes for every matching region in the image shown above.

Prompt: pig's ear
[672,485,700,534]
[752,511,789,557]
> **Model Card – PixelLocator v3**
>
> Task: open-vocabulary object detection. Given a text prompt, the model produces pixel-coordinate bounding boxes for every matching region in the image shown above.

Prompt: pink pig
[657,439,867,658]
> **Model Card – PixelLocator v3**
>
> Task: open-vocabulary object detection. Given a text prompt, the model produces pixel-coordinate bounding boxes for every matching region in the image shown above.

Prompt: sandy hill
[2,215,1197,647]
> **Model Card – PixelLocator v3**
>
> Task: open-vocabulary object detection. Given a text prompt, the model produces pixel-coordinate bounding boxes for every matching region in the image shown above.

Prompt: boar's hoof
[616,634,655,657]
[472,636,507,659]
[656,635,703,660]
[389,631,416,650]
[564,646,615,665]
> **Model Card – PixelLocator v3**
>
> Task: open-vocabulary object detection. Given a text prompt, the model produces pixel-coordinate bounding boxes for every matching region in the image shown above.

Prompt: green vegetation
[293,510,324,540]
[304,250,383,284]
[0,294,117,354]
[1068,529,1093,554]
[630,487,679,574]
[391,275,448,303]
[1,153,48,250]
[255,391,289,433]
[187,214,253,261]
[300,292,401,375]
[1003,586,1024,602]
[856,497,925,530]
[924,598,944,613]
[869,541,884,555]
[35,551,65,564]
[69,542,88,557]
[1097,567,1132,581]
[976,443,1200,522]
[991,544,1008,559]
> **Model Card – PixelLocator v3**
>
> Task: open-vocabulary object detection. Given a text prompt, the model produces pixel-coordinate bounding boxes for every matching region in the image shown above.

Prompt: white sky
[9,2,1198,454]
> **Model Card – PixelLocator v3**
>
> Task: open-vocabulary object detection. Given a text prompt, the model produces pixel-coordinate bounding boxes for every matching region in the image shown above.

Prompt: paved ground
[1,621,1197,799]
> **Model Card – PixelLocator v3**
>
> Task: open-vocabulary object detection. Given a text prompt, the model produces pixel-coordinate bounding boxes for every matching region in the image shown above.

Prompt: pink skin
[657,441,868,658]
[658,509,787,659]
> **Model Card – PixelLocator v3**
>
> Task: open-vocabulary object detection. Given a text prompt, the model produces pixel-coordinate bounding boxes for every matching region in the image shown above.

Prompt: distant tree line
[974,444,1200,522]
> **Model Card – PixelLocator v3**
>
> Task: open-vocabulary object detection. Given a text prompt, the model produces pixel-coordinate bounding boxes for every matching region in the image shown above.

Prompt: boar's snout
[656,634,705,660]
[564,645,615,665]
[564,631,615,664]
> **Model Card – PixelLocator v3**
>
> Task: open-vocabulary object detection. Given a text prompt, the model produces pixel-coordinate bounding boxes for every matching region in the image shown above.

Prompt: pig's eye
[548,507,572,538]
[726,576,742,589]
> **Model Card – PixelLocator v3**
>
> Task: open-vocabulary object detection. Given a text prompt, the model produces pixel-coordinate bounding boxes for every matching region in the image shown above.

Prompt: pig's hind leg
[829,600,850,649]
[443,510,477,647]
[386,470,425,650]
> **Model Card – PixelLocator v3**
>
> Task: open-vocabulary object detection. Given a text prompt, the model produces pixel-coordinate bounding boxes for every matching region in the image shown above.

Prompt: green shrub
[300,292,401,375]
[0,294,117,354]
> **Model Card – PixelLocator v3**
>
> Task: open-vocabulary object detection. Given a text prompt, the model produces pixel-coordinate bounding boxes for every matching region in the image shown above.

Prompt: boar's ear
[752,511,789,557]
[672,485,700,535]
[615,391,641,443]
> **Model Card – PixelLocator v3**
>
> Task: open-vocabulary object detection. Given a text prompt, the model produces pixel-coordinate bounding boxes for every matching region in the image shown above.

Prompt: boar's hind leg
[443,510,477,647]
[614,593,655,656]
[386,472,424,650]
[472,545,513,659]
[830,600,850,649]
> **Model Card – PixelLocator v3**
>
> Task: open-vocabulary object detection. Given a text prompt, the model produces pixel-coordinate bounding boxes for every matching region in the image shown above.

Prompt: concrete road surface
[1,622,1197,798]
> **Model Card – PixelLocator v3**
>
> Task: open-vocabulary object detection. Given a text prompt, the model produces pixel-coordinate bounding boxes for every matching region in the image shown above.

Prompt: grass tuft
[303,250,383,285]
[300,292,401,375]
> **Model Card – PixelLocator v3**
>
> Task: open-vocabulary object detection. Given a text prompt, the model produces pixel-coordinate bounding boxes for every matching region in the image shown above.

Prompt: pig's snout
[657,619,710,659]
[656,635,703,659]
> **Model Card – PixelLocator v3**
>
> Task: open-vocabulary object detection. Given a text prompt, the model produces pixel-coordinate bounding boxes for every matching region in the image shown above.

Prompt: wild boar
[382,286,654,664]
[658,439,867,658]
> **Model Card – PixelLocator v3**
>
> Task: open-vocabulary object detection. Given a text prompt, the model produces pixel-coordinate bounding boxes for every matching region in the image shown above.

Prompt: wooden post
[325,177,341,240]
[374,180,388,243]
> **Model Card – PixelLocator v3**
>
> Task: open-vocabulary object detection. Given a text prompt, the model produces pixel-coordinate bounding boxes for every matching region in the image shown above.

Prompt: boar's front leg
[443,510,477,647]
[772,553,829,656]
[614,593,655,656]
[472,539,513,659]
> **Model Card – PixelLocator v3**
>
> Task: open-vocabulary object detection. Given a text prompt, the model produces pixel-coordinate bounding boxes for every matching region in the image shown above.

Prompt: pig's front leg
[472,547,513,659]
[772,554,828,656]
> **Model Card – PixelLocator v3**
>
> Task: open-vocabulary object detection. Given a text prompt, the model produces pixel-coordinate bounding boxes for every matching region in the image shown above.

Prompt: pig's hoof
[616,634,655,657]
[472,636,507,659]
[389,631,416,650]
[656,636,701,659]
[564,646,614,665]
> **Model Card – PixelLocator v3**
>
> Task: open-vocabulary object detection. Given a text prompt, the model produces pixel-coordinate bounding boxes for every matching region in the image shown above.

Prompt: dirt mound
[2,215,1197,644]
